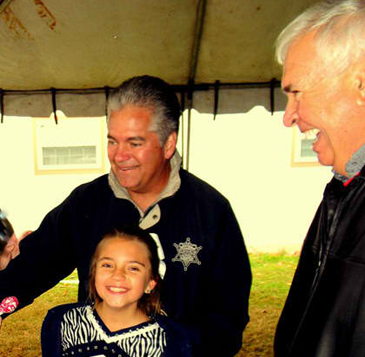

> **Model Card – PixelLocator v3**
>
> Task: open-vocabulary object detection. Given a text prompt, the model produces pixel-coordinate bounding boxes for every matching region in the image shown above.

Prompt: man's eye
[101,263,112,268]
[130,142,142,148]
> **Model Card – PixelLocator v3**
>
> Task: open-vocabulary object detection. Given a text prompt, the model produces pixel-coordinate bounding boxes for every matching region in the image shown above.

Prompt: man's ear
[163,132,177,160]
[355,66,365,106]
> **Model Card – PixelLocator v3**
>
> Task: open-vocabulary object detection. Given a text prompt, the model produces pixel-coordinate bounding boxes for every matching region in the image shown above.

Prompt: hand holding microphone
[0,296,19,329]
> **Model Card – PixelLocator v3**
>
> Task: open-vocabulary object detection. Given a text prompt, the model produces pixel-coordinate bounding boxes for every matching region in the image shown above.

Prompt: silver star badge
[172,237,202,271]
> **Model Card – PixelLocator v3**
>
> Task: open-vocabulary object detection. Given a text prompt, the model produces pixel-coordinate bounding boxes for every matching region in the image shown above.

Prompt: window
[42,146,97,166]
[33,116,106,174]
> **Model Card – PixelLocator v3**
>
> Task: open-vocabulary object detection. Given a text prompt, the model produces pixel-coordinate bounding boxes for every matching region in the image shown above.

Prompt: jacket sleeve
[156,314,200,357]
[41,304,75,357]
[201,200,252,357]
[0,191,79,316]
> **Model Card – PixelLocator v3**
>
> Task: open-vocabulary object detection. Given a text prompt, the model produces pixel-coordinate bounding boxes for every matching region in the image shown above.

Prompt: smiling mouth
[117,166,138,172]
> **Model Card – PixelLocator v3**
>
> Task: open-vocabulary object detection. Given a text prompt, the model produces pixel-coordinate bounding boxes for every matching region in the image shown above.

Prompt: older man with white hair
[275,0,365,356]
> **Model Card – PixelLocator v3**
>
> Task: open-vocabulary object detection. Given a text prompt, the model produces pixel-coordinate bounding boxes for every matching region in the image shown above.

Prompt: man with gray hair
[275,1,365,356]
[0,75,252,356]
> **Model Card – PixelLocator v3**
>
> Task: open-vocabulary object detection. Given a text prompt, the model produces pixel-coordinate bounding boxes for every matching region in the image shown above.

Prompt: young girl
[41,226,197,357]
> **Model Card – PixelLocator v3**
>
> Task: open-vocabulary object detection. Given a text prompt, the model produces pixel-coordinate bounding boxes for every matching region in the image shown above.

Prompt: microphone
[0,296,19,315]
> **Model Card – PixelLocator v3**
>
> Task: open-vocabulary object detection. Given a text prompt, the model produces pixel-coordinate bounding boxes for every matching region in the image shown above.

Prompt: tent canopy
[0,0,319,91]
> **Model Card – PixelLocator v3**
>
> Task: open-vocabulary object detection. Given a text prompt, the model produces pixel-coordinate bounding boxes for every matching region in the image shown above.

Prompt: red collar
[343,172,360,187]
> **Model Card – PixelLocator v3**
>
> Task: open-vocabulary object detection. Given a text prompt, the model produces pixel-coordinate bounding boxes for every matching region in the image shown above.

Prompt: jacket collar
[333,143,365,183]
[108,151,182,215]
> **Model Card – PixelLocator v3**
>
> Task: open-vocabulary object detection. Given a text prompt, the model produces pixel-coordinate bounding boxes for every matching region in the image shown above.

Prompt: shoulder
[179,169,229,205]
[44,302,87,324]
[41,303,89,357]
[60,174,113,211]
[42,303,91,334]
[70,174,110,197]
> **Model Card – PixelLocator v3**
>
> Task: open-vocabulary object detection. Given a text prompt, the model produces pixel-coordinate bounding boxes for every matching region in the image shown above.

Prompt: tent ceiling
[0,0,320,91]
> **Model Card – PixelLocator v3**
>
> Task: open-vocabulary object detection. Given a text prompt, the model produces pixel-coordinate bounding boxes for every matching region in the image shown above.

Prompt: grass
[0,254,298,357]
[0,271,78,357]
[239,252,299,357]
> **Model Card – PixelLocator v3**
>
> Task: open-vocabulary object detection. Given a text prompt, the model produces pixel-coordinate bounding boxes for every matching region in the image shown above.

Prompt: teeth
[120,166,137,171]
[304,128,320,140]
[109,287,126,293]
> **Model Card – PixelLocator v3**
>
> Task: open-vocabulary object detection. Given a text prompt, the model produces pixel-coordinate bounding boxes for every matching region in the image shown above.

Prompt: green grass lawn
[239,253,298,357]
[0,272,78,357]
[0,253,298,356]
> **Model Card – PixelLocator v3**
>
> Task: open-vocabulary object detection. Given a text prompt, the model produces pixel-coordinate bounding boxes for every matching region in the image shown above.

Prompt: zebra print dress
[59,305,167,357]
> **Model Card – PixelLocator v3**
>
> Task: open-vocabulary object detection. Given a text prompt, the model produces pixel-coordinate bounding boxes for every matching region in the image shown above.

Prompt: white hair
[276,0,365,73]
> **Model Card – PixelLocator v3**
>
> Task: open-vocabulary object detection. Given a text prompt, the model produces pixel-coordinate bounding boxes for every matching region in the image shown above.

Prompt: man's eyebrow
[106,135,146,141]
[127,136,146,142]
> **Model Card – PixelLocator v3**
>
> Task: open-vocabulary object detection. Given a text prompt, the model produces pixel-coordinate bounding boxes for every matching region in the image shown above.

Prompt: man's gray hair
[276,0,365,73]
[107,75,181,145]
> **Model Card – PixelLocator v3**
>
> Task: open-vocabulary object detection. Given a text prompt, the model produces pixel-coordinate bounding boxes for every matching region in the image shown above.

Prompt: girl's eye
[101,263,112,268]
[129,266,140,272]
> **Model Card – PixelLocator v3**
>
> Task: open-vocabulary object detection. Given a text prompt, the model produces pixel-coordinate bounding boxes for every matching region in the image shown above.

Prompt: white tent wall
[0,88,332,253]
[184,88,332,253]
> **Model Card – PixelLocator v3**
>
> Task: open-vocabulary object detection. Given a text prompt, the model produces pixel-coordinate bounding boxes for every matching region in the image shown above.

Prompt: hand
[19,230,32,240]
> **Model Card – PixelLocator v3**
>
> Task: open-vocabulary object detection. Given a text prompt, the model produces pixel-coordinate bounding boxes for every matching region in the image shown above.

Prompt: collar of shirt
[333,143,365,184]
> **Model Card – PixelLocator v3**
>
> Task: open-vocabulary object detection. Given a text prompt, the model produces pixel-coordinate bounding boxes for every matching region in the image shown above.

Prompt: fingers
[19,230,32,241]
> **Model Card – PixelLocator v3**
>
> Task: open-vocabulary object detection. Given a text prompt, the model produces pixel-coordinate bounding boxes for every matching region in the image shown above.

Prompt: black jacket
[0,169,251,357]
[275,167,365,356]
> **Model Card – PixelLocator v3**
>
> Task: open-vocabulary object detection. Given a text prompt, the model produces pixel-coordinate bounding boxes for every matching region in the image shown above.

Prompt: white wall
[186,106,332,253]
[0,93,109,235]
[0,89,333,253]
[0,117,109,235]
